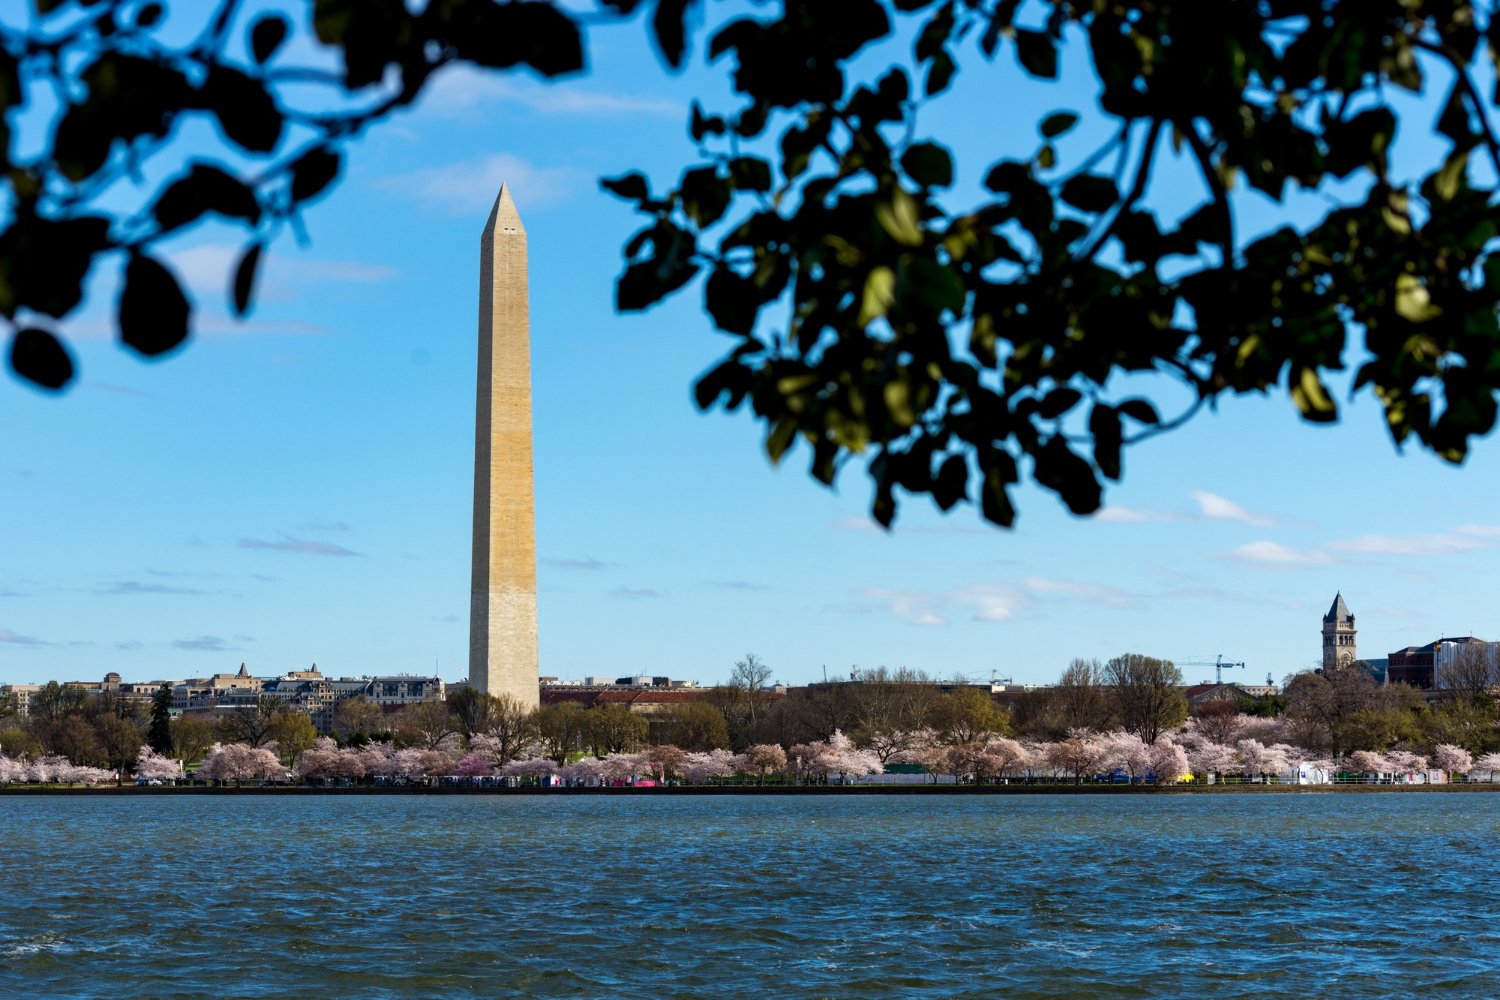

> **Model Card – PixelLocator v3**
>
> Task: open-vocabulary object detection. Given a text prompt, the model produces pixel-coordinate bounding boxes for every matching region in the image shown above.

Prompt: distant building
[1322,592,1358,669]
[1387,637,1494,690]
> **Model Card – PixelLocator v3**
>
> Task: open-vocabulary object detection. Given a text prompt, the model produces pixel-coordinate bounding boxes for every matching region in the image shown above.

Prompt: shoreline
[3,782,1498,796]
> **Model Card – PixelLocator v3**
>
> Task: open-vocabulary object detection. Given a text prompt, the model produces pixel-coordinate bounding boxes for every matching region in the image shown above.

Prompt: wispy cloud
[1020,576,1140,609]
[173,635,233,652]
[1225,541,1337,566]
[544,555,614,570]
[377,153,584,215]
[0,628,47,647]
[611,587,662,599]
[1095,505,1177,524]
[114,640,144,651]
[96,580,214,596]
[238,536,360,557]
[861,588,952,626]
[432,613,461,624]
[169,244,397,306]
[1328,533,1491,556]
[299,519,351,533]
[421,67,681,119]
[1191,490,1279,527]
[707,580,770,591]
[861,575,1140,627]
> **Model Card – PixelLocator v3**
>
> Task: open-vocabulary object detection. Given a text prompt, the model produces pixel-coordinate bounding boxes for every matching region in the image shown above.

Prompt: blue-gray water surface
[2,793,1498,998]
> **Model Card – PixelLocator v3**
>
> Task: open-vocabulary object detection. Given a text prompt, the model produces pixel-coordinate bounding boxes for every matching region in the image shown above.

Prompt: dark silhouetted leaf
[250,14,289,64]
[1060,174,1118,213]
[1014,30,1057,79]
[290,147,340,203]
[233,243,263,317]
[119,254,191,357]
[203,66,282,153]
[9,327,74,391]
[1039,112,1078,138]
[153,163,260,232]
[901,142,953,187]
[601,172,649,201]
[652,0,692,69]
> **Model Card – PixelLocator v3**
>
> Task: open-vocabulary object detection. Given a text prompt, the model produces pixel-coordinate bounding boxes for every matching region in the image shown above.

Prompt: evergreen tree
[148,683,174,756]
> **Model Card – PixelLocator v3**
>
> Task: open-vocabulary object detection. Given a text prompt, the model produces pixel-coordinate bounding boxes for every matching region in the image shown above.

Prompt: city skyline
[3,38,1499,689]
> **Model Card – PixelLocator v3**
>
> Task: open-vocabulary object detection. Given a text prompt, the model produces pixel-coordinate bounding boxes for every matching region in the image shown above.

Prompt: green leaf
[118,254,191,358]
[901,142,954,188]
[1039,112,1079,139]
[859,266,896,324]
[875,189,923,246]
[766,417,797,464]
[1289,367,1337,423]
[9,327,74,391]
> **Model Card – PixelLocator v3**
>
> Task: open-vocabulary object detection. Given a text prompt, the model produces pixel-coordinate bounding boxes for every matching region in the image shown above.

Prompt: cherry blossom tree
[740,744,787,783]
[641,744,690,783]
[1046,731,1108,783]
[1101,731,1152,781]
[818,730,884,782]
[680,749,739,784]
[1386,750,1429,780]
[562,756,605,786]
[1346,749,1390,780]
[0,754,24,784]
[1148,737,1190,784]
[1235,739,1290,782]
[1472,752,1500,781]
[200,743,286,785]
[452,754,494,779]
[1435,744,1475,780]
[294,737,344,782]
[135,745,184,783]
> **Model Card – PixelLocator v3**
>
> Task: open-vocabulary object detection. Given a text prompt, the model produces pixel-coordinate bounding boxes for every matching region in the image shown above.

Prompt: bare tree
[1056,658,1115,731]
[1105,654,1186,745]
[217,697,279,747]
[396,699,461,749]
[1190,700,1244,745]
[1439,640,1497,701]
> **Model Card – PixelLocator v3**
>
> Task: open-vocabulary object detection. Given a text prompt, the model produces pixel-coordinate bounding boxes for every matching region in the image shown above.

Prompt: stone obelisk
[469,184,539,709]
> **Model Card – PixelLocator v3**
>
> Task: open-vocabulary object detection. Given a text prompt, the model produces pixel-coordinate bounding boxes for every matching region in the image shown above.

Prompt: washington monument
[469,184,539,709]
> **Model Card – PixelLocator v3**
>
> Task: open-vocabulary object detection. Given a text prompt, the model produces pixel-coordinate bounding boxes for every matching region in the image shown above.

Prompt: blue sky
[2,6,1498,689]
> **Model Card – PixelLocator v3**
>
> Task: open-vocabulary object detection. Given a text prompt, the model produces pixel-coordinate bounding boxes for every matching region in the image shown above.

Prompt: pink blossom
[1434,744,1473,775]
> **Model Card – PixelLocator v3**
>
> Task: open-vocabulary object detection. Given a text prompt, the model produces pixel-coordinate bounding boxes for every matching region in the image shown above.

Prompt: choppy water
[2,793,1499,997]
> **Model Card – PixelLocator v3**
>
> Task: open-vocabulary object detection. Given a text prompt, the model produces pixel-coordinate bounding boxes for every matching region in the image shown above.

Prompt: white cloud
[421,67,681,119]
[860,589,949,626]
[1020,576,1140,609]
[168,244,397,306]
[1226,541,1335,566]
[1095,506,1170,523]
[376,153,585,215]
[863,575,1140,626]
[1326,533,1491,556]
[1191,490,1278,527]
[1457,524,1500,538]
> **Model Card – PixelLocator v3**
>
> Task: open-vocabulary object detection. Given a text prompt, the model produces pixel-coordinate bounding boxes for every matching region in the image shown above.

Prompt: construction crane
[1175,654,1247,684]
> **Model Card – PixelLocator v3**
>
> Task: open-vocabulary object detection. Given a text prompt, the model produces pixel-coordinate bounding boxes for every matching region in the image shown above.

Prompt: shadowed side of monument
[470,184,539,709]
